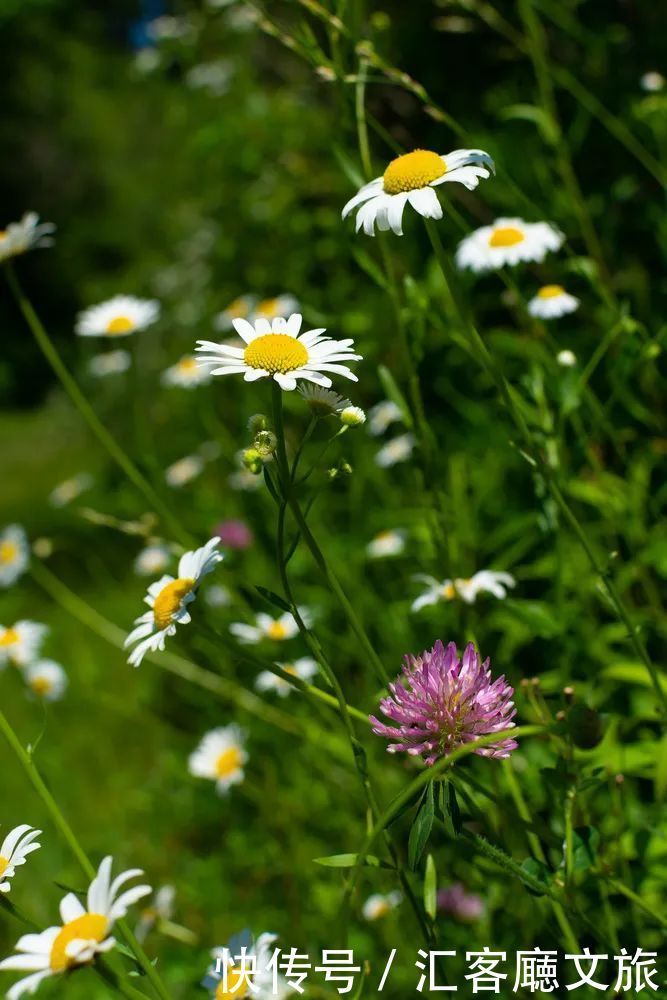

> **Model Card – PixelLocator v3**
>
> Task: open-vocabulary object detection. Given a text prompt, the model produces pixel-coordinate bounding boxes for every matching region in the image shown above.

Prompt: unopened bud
[242,448,263,474]
[247,413,269,435]
[340,405,366,427]
[254,430,277,457]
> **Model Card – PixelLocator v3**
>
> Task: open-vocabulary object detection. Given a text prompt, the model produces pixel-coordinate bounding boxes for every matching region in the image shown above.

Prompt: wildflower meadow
[1,1,666,997]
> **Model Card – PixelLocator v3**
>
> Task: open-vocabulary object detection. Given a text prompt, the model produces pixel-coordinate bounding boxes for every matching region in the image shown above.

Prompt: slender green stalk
[4,264,189,546]
[98,963,153,1000]
[0,709,173,1000]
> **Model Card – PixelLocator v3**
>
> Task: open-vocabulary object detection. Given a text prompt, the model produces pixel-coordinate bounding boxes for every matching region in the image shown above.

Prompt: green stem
[98,963,153,1000]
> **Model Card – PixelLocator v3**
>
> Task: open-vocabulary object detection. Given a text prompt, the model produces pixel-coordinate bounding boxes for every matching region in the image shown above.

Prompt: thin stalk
[98,963,154,1000]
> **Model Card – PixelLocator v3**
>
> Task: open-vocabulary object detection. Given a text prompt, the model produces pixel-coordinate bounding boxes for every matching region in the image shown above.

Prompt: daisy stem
[0,708,173,1000]
[424,218,667,721]
[98,963,153,1000]
[4,264,190,547]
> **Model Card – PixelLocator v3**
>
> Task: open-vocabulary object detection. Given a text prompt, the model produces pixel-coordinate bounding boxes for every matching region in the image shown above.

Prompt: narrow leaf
[408,781,435,870]
[424,853,437,921]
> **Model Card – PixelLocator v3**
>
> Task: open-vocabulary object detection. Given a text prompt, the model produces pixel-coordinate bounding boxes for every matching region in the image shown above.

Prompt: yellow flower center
[266,620,288,640]
[441,583,456,600]
[178,357,198,373]
[153,577,195,629]
[0,230,7,241]
[0,856,8,878]
[50,913,108,973]
[227,297,249,317]
[488,226,525,248]
[372,900,390,918]
[0,541,18,565]
[215,746,243,779]
[244,334,308,374]
[106,316,135,335]
[30,676,53,696]
[0,627,19,647]
[256,297,280,318]
[537,284,564,299]
[383,149,446,195]
[216,965,250,999]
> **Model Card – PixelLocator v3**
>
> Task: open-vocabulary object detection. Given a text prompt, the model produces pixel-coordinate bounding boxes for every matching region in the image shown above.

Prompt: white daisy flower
[0,825,42,895]
[48,473,93,509]
[185,60,233,96]
[527,284,579,320]
[411,570,515,611]
[214,295,257,332]
[87,350,131,377]
[340,405,366,427]
[557,349,577,367]
[298,385,351,417]
[24,660,68,702]
[162,355,212,389]
[188,725,248,794]
[0,621,49,669]
[375,433,415,468]
[362,891,403,921]
[0,525,29,588]
[253,294,300,322]
[196,313,361,392]
[255,657,318,697]
[134,543,173,577]
[124,538,223,667]
[203,584,232,608]
[368,400,403,436]
[0,857,150,999]
[366,530,406,559]
[640,71,665,92]
[165,454,205,488]
[456,217,564,272]
[342,148,494,236]
[75,296,160,338]
[135,885,175,942]
[204,931,288,999]
[0,213,55,262]
[229,610,304,645]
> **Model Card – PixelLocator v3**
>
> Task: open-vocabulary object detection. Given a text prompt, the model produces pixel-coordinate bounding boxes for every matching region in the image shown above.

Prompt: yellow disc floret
[488,226,525,248]
[215,746,243,779]
[0,541,18,565]
[383,150,446,194]
[244,334,308,374]
[30,676,53,697]
[0,628,18,647]
[153,577,195,629]
[50,914,108,972]
[266,620,288,640]
[537,284,564,299]
[178,358,198,373]
[0,857,8,878]
[106,316,135,335]
[216,966,250,1000]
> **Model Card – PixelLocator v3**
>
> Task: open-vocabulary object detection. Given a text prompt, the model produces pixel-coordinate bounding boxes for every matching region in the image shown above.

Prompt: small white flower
[162,355,212,389]
[557,349,577,367]
[87,350,131,377]
[185,60,233,96]
[147,14,192,39]
[48,473,93,509]
[196,313,362,391]
[342,148,494,236]
[0,621,48,669]
[640,71,665,92]
[203,584,232,608]
[255,657,318,697]
[253,294,300,323]
[214,295,256,332]
[230,610,304,645]
[204,931,288,999]
[527,285,579,320]
[0,857,150,999]
[456,218,564,272]
[368,400,403,436]
[165,454,204,488]
[411,570,516,611]
[25,660,68,702]
[362,891,402,921]
[0,525,29,588]
[366,530,406,559]
[298,385,351,416]
[188,725,248,794]
[134,543,173,577]
[375,433,415,468]
[340,405,366,427]
[135,885,175,942]
[0,213,55,262]
[0,825,42,894]
[124,538,223,666]
[75,296,160,338]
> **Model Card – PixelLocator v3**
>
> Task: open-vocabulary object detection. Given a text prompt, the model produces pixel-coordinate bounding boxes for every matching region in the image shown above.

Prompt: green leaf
[313,853,395,870]
[447,782,462,837]
[566,704,603,749]
[571,827,600,872]
[519,858,551,897]
[424,853,437,921]
[408,781,435,870]
[352,247,390,292]
[497,103,559,144]
[656,734,667,801]
[254,586,292,614]
[377,365,414,429]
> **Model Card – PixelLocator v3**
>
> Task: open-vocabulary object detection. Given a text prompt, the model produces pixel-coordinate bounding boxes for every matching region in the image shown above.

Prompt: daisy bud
[242,448,263,474]
[340,405,366,427]
[247,413,270,434]
[254,430,277,457]
[557,349,577,367]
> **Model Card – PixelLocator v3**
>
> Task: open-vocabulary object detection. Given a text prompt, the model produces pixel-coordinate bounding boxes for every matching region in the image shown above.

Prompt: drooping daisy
[165,454,204,488]
[0,857,150,999]
[370,640,517,764]
[162,355,212,389]
[362,891,402,921]
[124,538,223,667]
[368,400,403,437]
[342,148,495,236]
[134,543,173,577]
[196,313,362,391]
[0,213,55,262]
[298,384,351,417]
[75,296,160,338]
[375,434,415,468]
[87,350,131,377]
[230,610,303,645]
[527,285,579,319]
[253,295,300,323]
[203,930,288,999]
[366,530,406,559]
[188,725,248,794]
[0,525,29,588]
[437,883,484,922]
[48,473,93,509]
[135,885,175,942]
[0,825,42,894]
[411,570,515,611]
[456,218,564,272]
[255,657,318,697]
[214,295,256,332]
[24,661,68,702]
[0,621,48,669]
